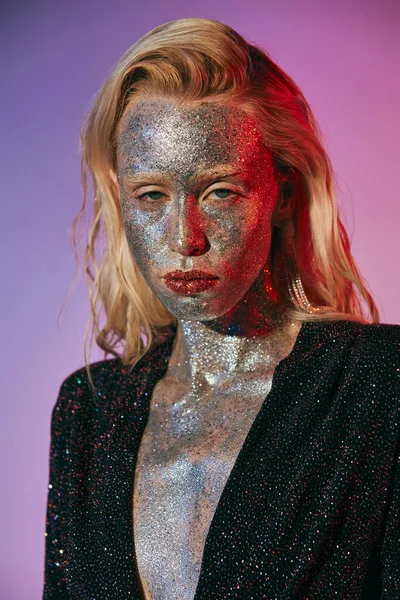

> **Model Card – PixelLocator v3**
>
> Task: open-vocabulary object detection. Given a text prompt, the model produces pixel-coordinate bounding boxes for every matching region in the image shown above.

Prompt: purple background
[1,0,399,598]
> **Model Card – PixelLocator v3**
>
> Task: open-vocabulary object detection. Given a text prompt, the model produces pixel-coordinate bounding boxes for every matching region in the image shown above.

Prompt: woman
[43,17,399,600]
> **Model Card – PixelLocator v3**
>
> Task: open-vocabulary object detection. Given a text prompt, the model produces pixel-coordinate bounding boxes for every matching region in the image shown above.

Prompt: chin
[157,292,232,322]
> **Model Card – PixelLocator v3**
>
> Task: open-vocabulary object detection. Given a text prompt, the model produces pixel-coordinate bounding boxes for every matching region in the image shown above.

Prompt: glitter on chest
[133,321,299,600]
[132,321,301,600]
[133,382,274,600]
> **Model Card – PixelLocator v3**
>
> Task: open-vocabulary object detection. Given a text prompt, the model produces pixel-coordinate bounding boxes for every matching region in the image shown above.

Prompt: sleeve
[377,326,400,598]
[381,443,400,599]
[43,384,71,598]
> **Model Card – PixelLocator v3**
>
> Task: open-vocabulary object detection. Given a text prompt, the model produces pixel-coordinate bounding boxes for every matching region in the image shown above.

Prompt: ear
[272,178,295,225]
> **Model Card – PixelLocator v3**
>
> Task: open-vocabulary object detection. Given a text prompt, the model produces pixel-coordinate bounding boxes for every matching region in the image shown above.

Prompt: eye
[207,187,237,200]
[137,190,165,201]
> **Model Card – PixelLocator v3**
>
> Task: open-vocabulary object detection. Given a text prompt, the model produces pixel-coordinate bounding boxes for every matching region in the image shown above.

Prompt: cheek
[215,201,273,271]
[121,205,167,271]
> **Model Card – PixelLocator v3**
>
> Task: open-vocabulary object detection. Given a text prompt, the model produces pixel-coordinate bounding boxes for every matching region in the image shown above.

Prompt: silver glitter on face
[116,98,279,322]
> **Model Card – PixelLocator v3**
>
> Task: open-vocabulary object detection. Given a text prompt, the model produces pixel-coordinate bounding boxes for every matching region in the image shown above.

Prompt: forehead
[116,98,268,177]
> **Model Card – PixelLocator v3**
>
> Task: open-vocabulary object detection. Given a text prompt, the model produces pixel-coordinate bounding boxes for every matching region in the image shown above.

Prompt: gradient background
[1,0,399,598]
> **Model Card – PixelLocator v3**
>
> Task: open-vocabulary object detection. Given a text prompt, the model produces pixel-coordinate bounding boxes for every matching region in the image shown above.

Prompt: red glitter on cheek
[218,258,237,281]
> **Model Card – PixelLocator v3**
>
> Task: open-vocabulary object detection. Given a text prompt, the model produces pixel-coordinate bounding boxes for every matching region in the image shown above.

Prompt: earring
[280,219,335,315]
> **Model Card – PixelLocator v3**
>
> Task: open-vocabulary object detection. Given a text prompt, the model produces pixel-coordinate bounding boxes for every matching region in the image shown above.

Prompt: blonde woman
[43,18,399,600]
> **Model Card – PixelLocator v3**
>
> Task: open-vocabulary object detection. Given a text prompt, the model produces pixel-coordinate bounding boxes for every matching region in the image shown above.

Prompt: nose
[168,196,210,257]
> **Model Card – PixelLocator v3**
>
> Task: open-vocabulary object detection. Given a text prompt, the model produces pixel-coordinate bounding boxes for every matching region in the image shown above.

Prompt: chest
[132,372,274,600]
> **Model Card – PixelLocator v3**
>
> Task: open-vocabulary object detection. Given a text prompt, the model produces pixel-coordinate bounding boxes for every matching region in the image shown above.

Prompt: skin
[114,97,301,600]
[115,97,292,335]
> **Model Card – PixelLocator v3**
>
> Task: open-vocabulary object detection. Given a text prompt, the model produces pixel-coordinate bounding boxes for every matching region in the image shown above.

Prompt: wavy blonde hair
[72,17,379,371]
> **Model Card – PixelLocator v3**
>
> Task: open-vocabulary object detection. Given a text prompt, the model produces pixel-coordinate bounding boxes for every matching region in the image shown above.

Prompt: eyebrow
[121,166,242,186]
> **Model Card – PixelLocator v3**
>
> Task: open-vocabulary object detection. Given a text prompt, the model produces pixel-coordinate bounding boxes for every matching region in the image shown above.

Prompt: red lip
[164,269,219,281]
[163,270,219,294]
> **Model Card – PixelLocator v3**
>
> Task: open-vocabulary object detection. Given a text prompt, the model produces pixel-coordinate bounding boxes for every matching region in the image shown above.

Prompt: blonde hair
[72,17,379,371]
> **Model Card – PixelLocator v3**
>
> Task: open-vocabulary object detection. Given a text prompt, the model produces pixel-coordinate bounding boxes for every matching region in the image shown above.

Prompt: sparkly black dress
[43,320,400,599]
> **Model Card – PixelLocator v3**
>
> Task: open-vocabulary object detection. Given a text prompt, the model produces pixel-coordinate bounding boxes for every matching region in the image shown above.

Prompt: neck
[166,269,301,388]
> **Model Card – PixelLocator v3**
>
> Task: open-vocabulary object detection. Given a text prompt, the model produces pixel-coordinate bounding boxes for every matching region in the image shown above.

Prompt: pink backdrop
[1,0,399,598]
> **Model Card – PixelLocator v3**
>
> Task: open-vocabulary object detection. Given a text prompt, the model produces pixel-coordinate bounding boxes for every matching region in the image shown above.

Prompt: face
[116,97,279,321]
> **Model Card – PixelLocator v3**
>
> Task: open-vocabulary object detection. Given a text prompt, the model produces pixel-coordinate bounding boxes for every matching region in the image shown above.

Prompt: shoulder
[331,320,400,395]
[60,336,175,394]
[304,319,400,353]
[356,321,400,345]
[297,321,400,432]
[51,337,174,429]
[349,321,400,369]
[349,320,399,376]
[299,319,399,389]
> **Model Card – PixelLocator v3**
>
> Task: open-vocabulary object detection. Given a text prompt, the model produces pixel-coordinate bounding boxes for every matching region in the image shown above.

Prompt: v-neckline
[130,320,310,599]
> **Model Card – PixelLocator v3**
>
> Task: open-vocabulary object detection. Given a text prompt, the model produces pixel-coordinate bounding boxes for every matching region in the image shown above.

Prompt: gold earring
[280,219,335,315]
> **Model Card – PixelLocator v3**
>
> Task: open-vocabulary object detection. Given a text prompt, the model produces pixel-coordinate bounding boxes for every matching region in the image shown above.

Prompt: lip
[163,269,219,281]
[163,270,219,295]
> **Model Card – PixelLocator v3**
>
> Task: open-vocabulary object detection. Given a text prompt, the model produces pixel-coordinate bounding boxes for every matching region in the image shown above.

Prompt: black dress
[43,319,400,599]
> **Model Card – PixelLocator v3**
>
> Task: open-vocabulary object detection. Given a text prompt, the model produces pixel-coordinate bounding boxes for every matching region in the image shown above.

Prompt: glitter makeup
[116,98,279,323]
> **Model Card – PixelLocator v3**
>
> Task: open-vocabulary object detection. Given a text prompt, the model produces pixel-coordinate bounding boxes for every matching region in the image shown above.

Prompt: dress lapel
[66,339,174,598]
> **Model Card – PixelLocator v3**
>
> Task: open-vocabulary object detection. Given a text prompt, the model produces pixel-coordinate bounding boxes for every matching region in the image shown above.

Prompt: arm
[43,385,70,598]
